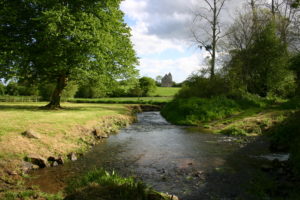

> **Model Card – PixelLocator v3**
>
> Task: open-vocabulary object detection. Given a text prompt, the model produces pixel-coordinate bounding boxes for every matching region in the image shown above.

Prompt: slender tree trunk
[211,0,217,78]
[45,75,68,109]
[297,72,300,96]
[271,0,275,16]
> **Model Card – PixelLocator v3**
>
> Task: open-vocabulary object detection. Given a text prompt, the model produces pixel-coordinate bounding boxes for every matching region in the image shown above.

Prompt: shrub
[176,74,230,99]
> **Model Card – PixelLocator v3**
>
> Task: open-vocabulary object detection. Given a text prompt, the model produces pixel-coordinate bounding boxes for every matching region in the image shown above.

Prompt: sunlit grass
[150,87,180,97]
[0,102,133,161]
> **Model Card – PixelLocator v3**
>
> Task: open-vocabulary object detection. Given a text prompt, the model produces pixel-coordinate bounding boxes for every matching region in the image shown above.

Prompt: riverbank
[161,96,300,199]
[0,102,139,199]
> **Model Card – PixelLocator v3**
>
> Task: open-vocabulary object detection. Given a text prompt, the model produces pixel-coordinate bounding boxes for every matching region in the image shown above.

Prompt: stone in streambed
[67,152,77,161]
[24,155,49,168]
[48,156,64,165]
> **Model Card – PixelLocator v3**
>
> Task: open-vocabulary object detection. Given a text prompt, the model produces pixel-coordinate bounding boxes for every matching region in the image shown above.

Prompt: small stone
[67,152,77,161]
[52,161,59,167]
[21,130,40,139]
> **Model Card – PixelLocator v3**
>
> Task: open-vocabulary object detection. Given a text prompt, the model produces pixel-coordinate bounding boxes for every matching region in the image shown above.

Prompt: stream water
[27,112,272,200]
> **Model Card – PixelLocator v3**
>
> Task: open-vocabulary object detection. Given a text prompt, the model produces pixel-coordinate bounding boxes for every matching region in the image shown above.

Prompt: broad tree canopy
[0,0,138,108]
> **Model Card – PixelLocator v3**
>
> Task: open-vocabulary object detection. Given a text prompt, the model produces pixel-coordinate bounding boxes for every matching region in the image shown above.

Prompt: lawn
[150,87,180,97]
[0,102,134,163]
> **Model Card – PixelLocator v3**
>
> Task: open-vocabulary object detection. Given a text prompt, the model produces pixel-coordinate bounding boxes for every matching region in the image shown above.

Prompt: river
[27,112,272,199]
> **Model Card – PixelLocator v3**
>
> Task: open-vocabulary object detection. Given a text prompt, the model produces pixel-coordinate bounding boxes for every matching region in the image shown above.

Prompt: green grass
[0,102,133,163]
[3,190,63,200]
[68,97,173,104]
[65,169,172,200]
[150,87,180,97]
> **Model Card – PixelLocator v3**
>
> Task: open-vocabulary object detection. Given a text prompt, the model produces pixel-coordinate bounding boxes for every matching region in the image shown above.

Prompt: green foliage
[225,20,295,98]
[5,81,20,96]
[65,169,170,200]
[161,96,241,125]
[176,74,230,98]
[138,77,157,97]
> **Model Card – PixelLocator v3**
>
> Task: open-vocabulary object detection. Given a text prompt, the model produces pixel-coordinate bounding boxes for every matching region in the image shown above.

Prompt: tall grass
[65,169,170,200]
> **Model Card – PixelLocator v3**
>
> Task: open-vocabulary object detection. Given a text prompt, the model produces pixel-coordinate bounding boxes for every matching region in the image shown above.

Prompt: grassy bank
[161,96,297,136]
[0,102,136,198]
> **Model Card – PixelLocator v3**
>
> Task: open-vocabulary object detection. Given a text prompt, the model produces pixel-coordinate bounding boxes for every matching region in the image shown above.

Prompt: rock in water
[25,155,49,168]
[21,130,40,139]
[48,156,64,165]
[68,152,78,161]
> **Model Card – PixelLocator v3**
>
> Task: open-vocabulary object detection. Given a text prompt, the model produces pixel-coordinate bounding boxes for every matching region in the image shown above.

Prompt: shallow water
[27,112,268,199]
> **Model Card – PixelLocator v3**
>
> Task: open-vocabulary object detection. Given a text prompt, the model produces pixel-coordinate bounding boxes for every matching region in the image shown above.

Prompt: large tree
[0,0,138,108]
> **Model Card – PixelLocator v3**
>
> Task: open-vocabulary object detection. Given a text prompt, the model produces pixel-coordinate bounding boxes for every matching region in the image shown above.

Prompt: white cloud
[121,0,245,81]
[138,51,210,82]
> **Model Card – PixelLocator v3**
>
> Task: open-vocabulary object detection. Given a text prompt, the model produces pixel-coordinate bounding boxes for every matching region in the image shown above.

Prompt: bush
[161,96,241,125]
[176,74,230,99]
[139,77,157,97]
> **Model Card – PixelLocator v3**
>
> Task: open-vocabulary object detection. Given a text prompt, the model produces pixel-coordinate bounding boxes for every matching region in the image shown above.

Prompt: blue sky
[120,0,243,83]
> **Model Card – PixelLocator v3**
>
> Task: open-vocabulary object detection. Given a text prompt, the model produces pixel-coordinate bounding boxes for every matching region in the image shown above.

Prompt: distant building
[161,73,173,87]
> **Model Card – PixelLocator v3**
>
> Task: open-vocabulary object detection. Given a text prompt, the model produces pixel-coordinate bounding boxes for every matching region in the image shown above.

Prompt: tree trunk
[45,75,68,109]
[211,0,217,78]
[297,72,300,96]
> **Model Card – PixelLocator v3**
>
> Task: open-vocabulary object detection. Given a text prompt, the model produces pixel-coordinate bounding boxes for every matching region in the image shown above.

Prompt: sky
[120,0,245,83]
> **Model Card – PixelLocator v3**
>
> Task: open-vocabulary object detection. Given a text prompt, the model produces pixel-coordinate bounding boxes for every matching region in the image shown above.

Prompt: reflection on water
[27,112,242,199]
